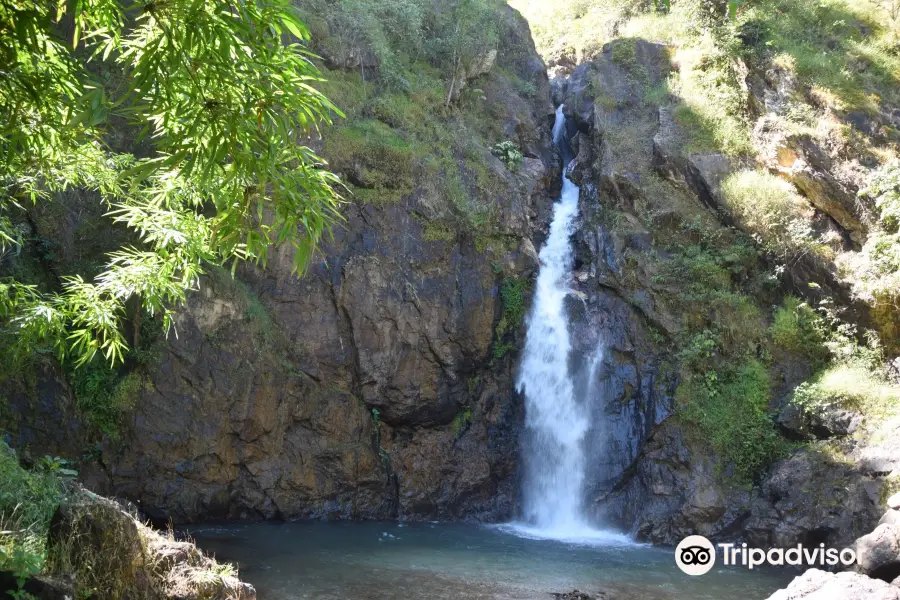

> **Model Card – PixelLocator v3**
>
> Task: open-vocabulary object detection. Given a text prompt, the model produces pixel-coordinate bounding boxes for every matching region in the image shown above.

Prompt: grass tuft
[0,441,66,576]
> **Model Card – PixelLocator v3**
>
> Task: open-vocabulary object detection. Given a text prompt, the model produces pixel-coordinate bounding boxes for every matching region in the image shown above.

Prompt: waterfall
[508,105,630,545]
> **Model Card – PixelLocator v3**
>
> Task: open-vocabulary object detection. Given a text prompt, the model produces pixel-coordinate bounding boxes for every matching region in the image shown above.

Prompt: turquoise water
[189,522,792,599]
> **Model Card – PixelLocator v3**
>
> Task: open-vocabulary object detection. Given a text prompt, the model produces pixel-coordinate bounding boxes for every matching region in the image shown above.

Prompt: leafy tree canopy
[0,0,342,366]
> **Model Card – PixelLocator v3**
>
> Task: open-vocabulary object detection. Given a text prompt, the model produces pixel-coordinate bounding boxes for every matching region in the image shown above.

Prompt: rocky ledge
[765,492,900,599]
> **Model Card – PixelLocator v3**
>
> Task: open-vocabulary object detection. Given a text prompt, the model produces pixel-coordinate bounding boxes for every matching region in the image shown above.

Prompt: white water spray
[508,106,631,545]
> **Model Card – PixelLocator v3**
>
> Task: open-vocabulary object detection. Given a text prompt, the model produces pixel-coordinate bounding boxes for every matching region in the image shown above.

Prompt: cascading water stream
[507,105,630,545]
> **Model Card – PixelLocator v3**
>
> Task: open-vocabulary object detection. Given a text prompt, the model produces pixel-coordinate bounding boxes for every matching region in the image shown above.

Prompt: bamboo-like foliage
[0,0,343,365]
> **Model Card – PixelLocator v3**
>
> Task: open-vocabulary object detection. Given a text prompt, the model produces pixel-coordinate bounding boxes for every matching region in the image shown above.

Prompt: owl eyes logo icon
[675,535,716,576]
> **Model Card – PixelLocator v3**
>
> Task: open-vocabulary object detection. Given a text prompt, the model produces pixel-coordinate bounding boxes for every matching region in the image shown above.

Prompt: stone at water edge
[888,492,900,510]
[855,524,900,582]
[48,488,256,600]
[765,569,900,600]
[550,591,595,600]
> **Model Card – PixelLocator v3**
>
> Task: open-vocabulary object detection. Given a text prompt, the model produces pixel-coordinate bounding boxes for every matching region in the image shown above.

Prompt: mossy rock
[48,491,159,600]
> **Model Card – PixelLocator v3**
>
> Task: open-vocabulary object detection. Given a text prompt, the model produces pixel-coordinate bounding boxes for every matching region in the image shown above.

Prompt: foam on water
[495,522,636,547]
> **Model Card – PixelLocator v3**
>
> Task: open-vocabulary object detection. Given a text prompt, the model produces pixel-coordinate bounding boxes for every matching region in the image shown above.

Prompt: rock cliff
[555,35,896,549]
[1,5,556,524]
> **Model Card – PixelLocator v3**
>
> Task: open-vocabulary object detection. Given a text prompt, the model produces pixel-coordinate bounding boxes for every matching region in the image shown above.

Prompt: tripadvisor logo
[675,536,716,576]
[674,535,857,576]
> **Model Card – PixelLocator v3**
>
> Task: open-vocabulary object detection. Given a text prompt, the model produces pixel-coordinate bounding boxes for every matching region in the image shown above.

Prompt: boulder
[881,511,900,527]
[855,416,900,476]
[446,49,498,103]
[48,490,157,600]
[766,569,900,600]
[550,75,568,107]
[777,403,862,440]
[47,490,255,600]
[856,524,900,582]
[890,493,900,510]
[745,449,880,550]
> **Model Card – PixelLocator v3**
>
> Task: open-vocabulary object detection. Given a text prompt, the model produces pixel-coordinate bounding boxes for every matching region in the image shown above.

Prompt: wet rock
[855,524,900,582]
[550,75,568,107]
[766,569,900,600]
[597,421,745,544]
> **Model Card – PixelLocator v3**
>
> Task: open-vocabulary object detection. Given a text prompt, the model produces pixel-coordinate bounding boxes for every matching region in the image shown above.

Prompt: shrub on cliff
[721,170,822,259]
[491,141,525,171]
[770,296,828,364]
[0,442,67,576]
[678,359,791,483]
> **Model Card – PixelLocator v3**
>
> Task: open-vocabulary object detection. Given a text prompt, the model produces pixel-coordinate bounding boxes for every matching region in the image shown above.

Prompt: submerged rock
[551,590,595,600]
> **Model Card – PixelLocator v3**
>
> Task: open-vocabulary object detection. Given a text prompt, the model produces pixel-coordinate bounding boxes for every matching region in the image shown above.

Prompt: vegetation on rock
[0,440,249,599]
[491,141,525,171]
[493,277,528,359]
[518,0,900,486]
[0,443,67,577]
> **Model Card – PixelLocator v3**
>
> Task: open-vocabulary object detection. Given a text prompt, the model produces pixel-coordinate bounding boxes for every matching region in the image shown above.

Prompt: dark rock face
[596,421,748,544]
[745,450,881,550]
[552,39,680,521]
[99,117,552,521]
[0,572,75,600]
[777,403,862,441]
[556,36,890,549]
